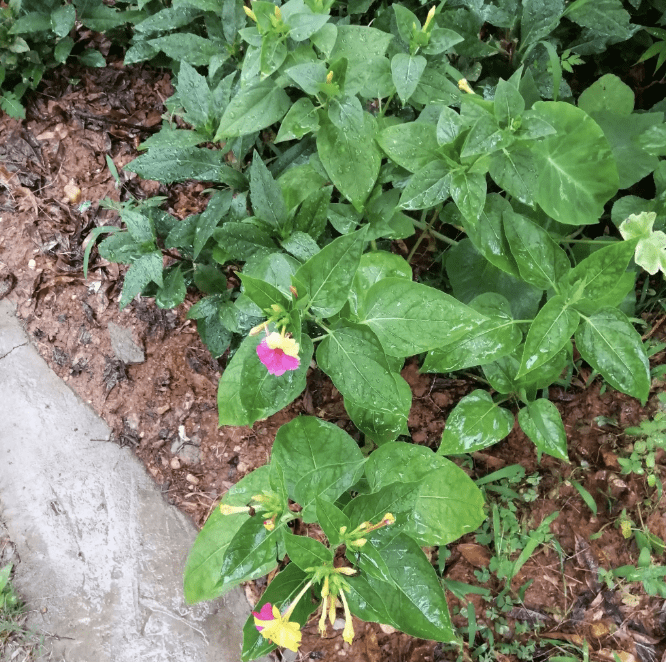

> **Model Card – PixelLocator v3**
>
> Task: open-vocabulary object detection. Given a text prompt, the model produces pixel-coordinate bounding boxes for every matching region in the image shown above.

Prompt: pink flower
[252,602,275,631]
[256,332,300,376]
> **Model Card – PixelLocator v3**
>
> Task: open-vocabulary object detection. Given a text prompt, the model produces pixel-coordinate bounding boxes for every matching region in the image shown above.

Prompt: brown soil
[2,62,666,662]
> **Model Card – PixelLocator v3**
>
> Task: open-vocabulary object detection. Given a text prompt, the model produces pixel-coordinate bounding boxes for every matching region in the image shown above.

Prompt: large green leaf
[376,122,440,173]
[504,210,571,290]
[518,399,569,461]
[215,79,291,139]
[317,323,407,413]
[126,146,248,186]
[449,169,487,222]
[271,417,365,521]
[193,190,233,258]
[346,530,455,642]
[217,334,313,426]
[249,151,288,232]
[399,160,452,211]
[294,227,367,316]
[439,390,514,454]
[317,114,381,210]
[316,498,350,549]
[447,239,543,320]
[360,278,487,357]
[283,531,333,571]
[391,53,427,104]
[147,33,221,66]
[520,0,565,49]
[119,251,163,309]
[531,101,619,226]
[219,515,283,587]
[184,466,272,603]
[489,142,538,206]
[517,296,580,377]
[575,308,650,403]
[564,0,638,43]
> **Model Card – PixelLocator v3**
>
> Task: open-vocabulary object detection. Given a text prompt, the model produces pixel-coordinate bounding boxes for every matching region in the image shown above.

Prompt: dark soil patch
[2,63,666,662]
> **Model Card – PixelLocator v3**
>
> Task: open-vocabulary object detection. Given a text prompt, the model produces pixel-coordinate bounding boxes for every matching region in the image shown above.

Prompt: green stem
[378,93,395,119]
[562,239,616,244]
[407,209,430,263]
[410,217,458,248]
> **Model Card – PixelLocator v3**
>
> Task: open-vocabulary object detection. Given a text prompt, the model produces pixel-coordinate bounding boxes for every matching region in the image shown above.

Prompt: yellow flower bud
[263,517,276,531]
[219,503,250,515]
[274,4,281,19]
[249,322,268,336]
[382,513,396,525]
[335,567,357,576]
[458,78,475,95]
[339,526,347,535]
[349,538,366,548]
[243,5,257,21]
[423,5,436,31]
[326,71,334,84]
[289,285,298,298]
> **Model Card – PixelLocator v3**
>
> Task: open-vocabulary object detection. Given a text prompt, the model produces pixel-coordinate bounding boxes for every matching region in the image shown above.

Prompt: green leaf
[391,53,427,104]
[518,399,568,461]
[78,49,106,68]
[329,24,393,61]
[316,498,350,548]
[293,185,331,240]
[155,265,186,308]
[578,73,634,116]
[461,115,507,159]
[423,27,464,55]
[575,308,650,403]
[494,78,525,125]
[79,3,127,30]
[399,160,451,210]
[193,190,233,259]
[250,151,288,232]
[214,221,277,261]
[217,333,313,426]
[241,564,315,662]
[282,231,320,261]
[376,121,440,173]
[194,263,227,294]
[120,251,163,309]
[238,272,290,311]
[437,106,465,145]
[520,0,565,49]
[344,377,411,445]
[439,390,514,454]
[184,465,272,603]
[147,33,221,66]
[587,111,661,190]
[271,417,365,521]
[449,169,487,223]
[531,101,619,226]
[563,0,638,43]
[504,210,570,290]
[565,239,636,301]
[54,36,74,63]
[215,79,291,139]
[283,531,333,571]
[349,251,412,316]
[9,12,51,33]
[360,278,486,357]
[126,146,248,186]
[260,31,288,76]
[197,314,232,357]
[328,94,364,133]
[220,516,283,586]
[275,97,320,142]
[51,4,75,37]
[293,226,367,316]
[488,142,538,206]
[317,114,381,210]
[134,6,204,34]
[517,296,580,377]
[346,530,455,642]
[177,61,212,131]
[317,323,408,415]
[447,239,542,320]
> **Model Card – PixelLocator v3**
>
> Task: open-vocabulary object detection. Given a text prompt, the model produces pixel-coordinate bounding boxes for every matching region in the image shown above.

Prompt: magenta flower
[256,332,300,376]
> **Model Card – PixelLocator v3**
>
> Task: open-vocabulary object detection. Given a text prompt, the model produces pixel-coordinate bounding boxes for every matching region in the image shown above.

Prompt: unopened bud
[220,503,250,515]
[263,518,276,531]
[274,4,281,18]
[458,78,475,95]
[349,538,366,548]
[382,513,396,525]
[243,5,257,21]
[249,322,268,336]
[335,567,357,576]
[289,285,298,298]
[339,526,347,535]
[423,5,436,31]
[326,71,334,84]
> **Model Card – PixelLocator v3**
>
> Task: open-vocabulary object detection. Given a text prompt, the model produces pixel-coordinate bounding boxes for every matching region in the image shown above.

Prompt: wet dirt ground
[1,62,666,662]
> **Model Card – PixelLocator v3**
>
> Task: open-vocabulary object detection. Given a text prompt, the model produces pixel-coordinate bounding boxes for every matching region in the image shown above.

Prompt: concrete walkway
[0,300,258,662]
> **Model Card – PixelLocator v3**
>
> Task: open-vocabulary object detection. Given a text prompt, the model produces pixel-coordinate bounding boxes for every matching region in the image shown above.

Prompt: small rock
[411,430,427,444]
[178,444,201,466]
[378,623,396,635]
[236,461,248,473]
[333,618,345,630]
[432,392,450,407]
[170,457,181,470]
[156,405,170,415]
[185,473,200,485]
[125,413,140,431]
[170,439,183,454]
[108,322,145,364]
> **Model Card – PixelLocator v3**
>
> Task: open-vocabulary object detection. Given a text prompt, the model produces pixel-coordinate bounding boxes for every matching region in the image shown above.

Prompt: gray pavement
[0,300,255,662]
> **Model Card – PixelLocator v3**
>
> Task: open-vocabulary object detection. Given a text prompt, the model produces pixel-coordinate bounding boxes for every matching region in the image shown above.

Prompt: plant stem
[378,93,394,119]
[408,209,456,261]
[410,218,457,246]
